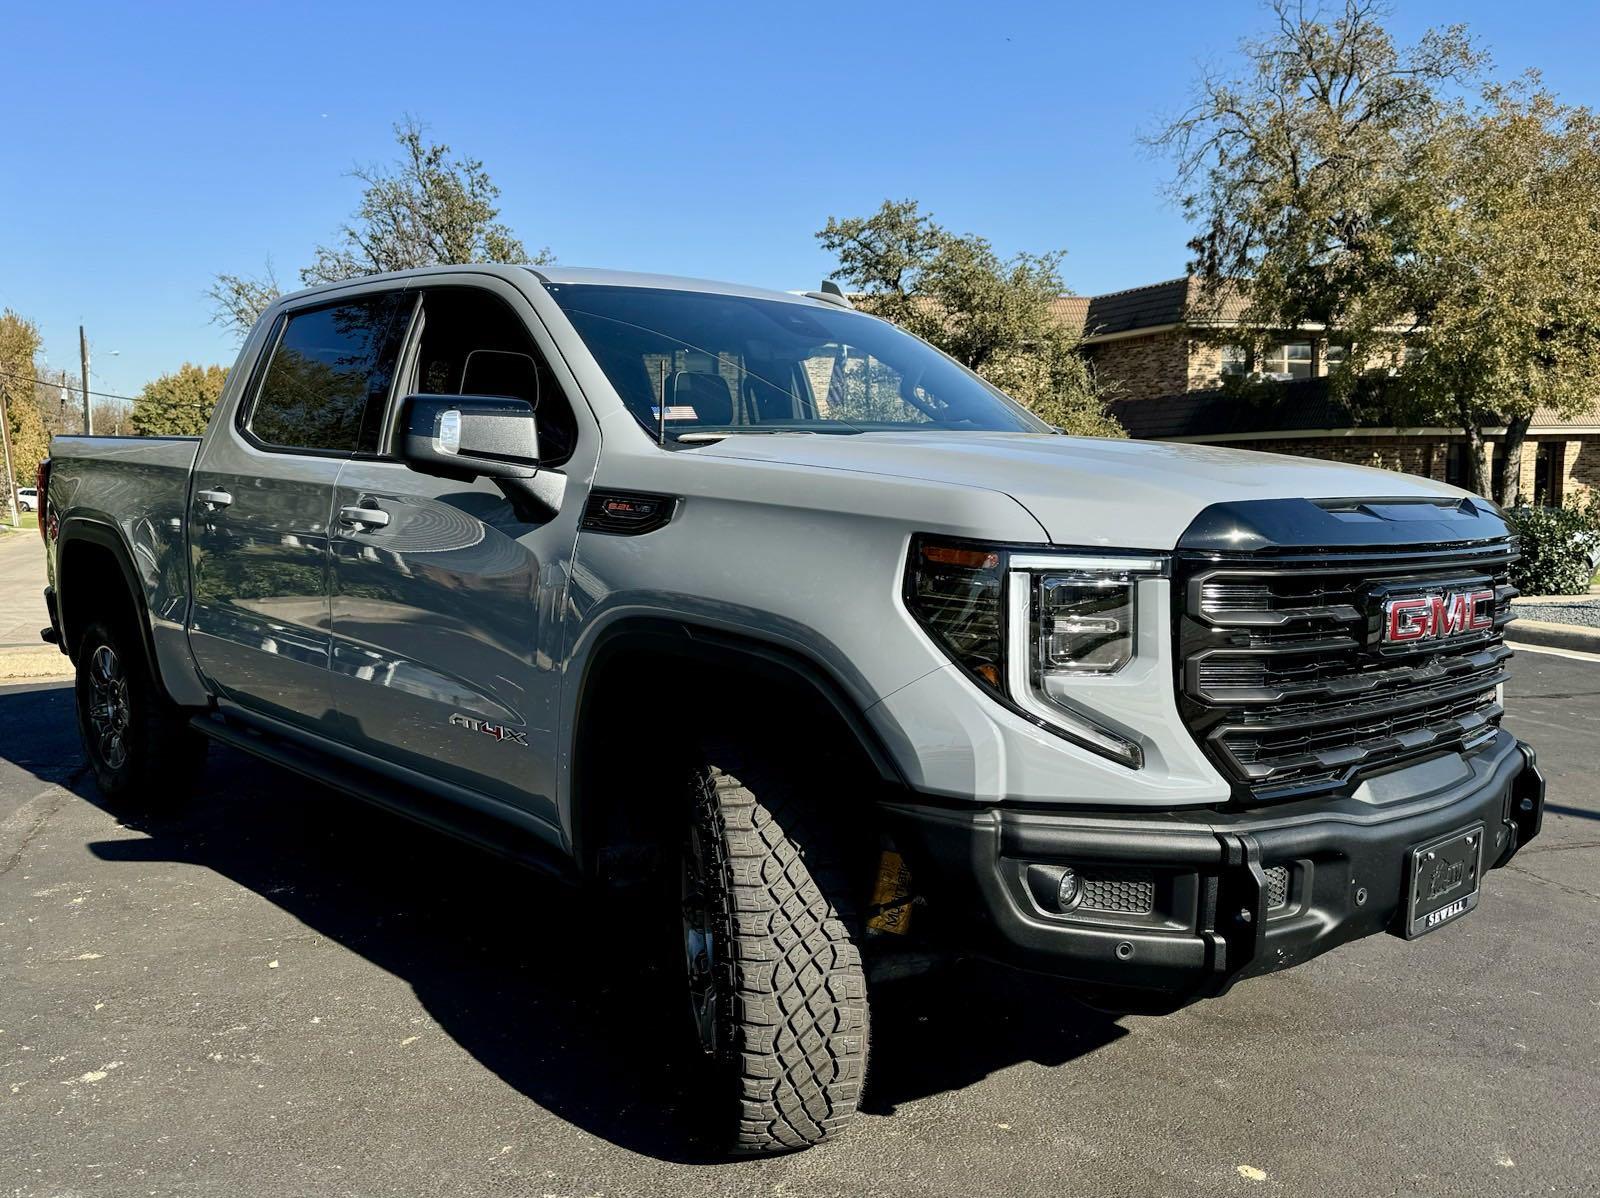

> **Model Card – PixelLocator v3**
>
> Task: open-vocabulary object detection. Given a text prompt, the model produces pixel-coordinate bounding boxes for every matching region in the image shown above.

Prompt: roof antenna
[657,359,668,446]
[805,280,854,310]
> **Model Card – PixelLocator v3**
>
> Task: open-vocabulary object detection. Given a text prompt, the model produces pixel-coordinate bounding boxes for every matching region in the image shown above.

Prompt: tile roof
[1050,295,1091,337]
[1052,276,1251,341]
[1080,277,1192,337]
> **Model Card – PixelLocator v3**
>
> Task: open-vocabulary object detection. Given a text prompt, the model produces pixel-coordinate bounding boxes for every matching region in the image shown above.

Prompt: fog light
[1057,866,1081,910]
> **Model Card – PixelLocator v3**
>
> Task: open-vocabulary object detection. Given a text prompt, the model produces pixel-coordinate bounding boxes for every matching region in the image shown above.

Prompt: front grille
[1079,868,1155,914]
[1175,537,1516,802]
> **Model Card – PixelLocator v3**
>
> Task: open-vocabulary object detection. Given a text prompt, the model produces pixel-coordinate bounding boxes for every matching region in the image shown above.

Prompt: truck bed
[46,434,201,669]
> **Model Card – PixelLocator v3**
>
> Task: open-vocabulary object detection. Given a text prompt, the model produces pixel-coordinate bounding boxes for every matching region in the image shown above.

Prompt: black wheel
[74,618,205,806]
[679,757,869,1153]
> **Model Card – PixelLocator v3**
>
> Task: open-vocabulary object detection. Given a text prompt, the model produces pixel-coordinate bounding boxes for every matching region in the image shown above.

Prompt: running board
[190,711,576,884]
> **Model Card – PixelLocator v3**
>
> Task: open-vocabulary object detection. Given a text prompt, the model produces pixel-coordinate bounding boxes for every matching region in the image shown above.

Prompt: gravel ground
[1512,597,1600,627]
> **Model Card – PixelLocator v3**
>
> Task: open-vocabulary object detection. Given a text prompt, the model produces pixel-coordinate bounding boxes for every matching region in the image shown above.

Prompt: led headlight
[905,539,1165,769]
[1037,572,1137,675]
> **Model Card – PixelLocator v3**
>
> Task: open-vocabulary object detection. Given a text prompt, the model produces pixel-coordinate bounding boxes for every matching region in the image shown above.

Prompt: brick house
[1058,276,1600,504]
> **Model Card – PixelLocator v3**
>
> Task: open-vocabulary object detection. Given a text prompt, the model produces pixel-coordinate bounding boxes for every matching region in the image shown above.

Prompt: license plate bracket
[1403,822,1484,939]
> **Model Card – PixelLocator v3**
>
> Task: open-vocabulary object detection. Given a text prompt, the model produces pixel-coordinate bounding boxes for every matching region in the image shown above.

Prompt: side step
[190,711,577,884]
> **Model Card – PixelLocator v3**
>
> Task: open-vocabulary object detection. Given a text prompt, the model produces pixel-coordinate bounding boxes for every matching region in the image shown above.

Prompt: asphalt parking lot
[2,651,1597,1197]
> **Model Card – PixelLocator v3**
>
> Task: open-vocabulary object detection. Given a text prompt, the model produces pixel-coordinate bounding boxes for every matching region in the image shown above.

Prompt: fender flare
[566,615,908,870]
[54,515,167,694]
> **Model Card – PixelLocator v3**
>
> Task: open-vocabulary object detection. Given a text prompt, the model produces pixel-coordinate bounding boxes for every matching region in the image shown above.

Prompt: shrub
[1505,500,1600,595]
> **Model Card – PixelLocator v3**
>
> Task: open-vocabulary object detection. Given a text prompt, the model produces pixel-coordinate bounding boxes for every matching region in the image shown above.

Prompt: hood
[694,431,1473,549]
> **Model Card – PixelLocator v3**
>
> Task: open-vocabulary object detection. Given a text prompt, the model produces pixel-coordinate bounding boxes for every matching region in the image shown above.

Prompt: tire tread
[694,762,868,1153]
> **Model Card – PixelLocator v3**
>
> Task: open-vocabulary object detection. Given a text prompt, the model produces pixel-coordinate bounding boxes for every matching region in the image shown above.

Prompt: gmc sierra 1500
[39,264,1545,1153]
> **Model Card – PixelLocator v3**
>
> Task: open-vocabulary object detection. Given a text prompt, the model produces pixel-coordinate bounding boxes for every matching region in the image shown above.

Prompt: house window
[1445,442,1474,490]
[1260,341,1313,380]
[1533,441,1565,506]
[1219,344,1250,377]
[1323,343,1347,371]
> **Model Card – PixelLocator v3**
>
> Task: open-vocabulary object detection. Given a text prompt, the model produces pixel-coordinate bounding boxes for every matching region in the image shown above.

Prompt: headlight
[1036,572,1136,675]
[906,539,1166,768]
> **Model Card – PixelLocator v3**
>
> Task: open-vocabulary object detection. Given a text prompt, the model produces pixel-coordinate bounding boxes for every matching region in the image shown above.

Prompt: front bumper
[881,732,1544,1005]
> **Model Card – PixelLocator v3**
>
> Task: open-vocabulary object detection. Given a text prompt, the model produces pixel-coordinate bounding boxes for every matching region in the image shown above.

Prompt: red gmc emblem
[1382,590,1496,644]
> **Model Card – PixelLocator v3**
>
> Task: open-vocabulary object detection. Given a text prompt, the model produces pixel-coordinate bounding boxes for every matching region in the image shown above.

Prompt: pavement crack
[1503,862,1600,901]
[0,770,83,879]
[1522,840,1600,855]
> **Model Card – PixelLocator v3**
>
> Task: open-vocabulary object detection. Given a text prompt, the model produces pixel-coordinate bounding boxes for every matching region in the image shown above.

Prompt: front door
[188,289,411,734]
[325,278,593,827]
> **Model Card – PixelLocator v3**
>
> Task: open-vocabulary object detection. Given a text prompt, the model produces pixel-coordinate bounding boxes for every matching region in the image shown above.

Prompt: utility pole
[0,380,17,528]
[80,325,92,435]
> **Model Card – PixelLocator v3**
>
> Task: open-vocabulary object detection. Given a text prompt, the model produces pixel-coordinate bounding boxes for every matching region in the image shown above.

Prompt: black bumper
[881,733,1544,1004]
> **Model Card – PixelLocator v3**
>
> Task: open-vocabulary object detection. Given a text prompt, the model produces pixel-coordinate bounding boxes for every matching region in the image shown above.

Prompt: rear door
[325,276,595,826]
[188,289,411,734]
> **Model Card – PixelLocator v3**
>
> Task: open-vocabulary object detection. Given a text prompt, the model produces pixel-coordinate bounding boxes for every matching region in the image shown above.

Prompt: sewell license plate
[1403,822,1485,939]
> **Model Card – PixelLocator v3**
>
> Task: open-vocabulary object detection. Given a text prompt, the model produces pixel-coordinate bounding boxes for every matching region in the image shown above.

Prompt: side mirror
[400,394,539,481]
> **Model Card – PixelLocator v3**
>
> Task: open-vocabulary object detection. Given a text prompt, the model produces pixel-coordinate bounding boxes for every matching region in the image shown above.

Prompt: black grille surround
[1172,498,1517,805]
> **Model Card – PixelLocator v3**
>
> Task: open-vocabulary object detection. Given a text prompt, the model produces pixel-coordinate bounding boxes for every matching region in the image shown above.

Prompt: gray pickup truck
[39,264,1545,1152]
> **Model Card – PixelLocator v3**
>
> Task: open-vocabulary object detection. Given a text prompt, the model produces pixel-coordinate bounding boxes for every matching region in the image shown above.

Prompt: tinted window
[403,288,577,466]
[543,284,1049,440]
[250,294,407,453]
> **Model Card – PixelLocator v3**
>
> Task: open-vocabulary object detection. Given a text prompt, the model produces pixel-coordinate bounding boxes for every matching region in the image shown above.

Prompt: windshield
[544,283,1051,439]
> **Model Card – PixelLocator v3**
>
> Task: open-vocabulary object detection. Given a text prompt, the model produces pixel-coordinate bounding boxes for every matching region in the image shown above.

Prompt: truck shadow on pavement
[2,682,1126,1163]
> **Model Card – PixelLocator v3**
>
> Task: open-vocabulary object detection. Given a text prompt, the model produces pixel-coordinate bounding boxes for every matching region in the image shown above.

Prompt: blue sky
[4,0,1598,401]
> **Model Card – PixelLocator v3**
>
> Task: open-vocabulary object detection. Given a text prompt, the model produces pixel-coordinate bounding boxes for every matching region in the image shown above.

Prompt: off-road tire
[684,760,869,1153]
[73,618,205,806]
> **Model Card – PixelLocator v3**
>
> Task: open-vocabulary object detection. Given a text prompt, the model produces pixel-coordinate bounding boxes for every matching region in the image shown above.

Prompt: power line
[0,368,139,402]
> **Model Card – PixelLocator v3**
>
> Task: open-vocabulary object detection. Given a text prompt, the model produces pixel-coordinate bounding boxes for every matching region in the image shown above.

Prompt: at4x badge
[448,713,528,746]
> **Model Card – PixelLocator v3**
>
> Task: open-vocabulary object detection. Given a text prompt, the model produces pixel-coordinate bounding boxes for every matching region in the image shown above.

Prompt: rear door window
[248,293,409,453]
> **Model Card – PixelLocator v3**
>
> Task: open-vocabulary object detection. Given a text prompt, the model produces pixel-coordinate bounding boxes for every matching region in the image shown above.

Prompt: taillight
[35,458,50,543]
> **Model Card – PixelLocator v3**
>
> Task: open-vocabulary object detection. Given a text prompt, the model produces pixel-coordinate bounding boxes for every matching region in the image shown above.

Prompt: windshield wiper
[672,426,866,444]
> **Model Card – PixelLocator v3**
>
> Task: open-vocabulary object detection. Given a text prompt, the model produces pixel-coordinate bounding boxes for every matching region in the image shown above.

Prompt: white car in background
[16,487,37,512]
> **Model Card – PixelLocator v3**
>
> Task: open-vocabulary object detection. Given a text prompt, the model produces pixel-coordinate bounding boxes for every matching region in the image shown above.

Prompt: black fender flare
[567,616,908,872]
[54,515,167,695]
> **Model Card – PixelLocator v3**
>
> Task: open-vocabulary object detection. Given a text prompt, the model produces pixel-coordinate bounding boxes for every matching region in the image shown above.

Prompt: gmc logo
[1382,590,1495,644]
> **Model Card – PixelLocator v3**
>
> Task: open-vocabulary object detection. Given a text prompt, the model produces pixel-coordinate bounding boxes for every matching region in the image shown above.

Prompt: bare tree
[206,260,281,343]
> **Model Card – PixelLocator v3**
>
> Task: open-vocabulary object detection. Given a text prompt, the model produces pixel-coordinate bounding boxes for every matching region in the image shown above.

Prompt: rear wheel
[679,756,869,1153]
[73,619,205,806]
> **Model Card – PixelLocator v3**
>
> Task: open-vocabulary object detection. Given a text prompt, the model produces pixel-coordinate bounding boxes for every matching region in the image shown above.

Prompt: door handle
[196,489,233,511]
[339,504,391,530]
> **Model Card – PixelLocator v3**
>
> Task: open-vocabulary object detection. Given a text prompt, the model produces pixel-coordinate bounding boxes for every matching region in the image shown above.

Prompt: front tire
[680,758,869,1153]
[73,618,205,806]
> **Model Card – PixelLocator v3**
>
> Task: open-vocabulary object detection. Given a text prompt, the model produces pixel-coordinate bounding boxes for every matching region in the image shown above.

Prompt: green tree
[817,200,1123,436]
[1151,0,1481,339]
[132,363,228,436]
[0,311,51,515]
[210,118,550,341]
[1360,83,1600,505]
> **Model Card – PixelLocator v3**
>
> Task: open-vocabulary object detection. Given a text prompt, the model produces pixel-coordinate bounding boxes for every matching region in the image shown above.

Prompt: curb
[1505,618,1600,655]
[0,644,72,681]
